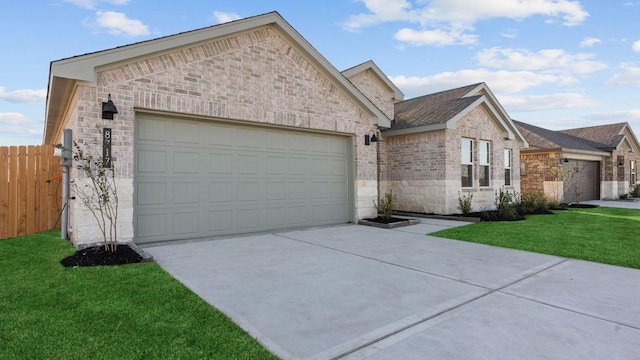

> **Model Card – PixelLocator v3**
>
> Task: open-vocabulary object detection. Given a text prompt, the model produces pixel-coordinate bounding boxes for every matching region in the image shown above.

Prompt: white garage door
[134,116,352,244]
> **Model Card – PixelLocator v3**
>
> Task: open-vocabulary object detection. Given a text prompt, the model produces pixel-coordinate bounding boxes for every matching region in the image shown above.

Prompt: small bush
[495,188,518,220]
[633,184,640,198]
[457,192,474,215]
[375,191,397,221]
[519,191,549,215]
[620,193,629,200]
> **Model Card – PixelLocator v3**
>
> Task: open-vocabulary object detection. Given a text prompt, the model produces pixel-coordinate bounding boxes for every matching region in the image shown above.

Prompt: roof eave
[341,60,405,101]
[45,12,391,139]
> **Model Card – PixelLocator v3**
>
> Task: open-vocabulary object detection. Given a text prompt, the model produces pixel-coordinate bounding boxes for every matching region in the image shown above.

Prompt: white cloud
[476,47,607,74]
[580,37,601,48]
[394,26,478,46]
[501,28,518,39]
[633,40,640,53]
[607,64,640,86]
[390,69,572,97]
[64,0,129,9]
[583,109,640,122]
[499,93,599,112]
[0,112,29,125]
[0,112,42,145]
[213,11,241,24]
[0,87,47,103]
[343,0,589,43]
[93,11,149,37]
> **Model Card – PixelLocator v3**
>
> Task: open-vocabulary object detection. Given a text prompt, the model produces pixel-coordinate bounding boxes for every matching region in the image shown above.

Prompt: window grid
[504,149,512,187]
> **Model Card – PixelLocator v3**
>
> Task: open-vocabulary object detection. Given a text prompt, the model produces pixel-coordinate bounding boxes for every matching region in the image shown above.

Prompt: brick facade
[60,26,381,245]
[381,106,522,214]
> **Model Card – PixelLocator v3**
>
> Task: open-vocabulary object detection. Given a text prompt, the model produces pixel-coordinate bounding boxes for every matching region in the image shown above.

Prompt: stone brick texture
[381,106,521,214]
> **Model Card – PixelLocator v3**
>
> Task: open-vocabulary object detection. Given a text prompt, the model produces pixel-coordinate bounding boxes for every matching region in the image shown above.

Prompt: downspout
[61,129,72,240]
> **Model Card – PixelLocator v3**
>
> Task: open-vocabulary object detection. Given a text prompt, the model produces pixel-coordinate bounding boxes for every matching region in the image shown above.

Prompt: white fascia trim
[382,123,447,137]
[560,148,610,157]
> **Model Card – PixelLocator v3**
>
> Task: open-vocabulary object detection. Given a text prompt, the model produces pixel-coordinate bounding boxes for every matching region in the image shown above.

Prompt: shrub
[375,191,397,221]
[620,193,629,200]
[633,184,640,198]
[495,188,518,220]
[519,191,549,215]
[457,192,473,215]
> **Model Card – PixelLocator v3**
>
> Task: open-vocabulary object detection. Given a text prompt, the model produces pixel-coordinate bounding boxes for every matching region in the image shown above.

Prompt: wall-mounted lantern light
[618,158,625,166]
[102,94,118,120]
[364,130,379,146]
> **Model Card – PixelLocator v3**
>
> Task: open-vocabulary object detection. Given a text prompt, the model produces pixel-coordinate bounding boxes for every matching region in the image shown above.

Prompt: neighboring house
[515,121,640,203]
[379,83,528,214]
[44,12,393,246]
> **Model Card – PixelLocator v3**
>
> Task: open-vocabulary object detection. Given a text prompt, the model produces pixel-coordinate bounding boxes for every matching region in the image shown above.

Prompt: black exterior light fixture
[618,158,625,166]
[102,94,118,120]
[364,130,379,146]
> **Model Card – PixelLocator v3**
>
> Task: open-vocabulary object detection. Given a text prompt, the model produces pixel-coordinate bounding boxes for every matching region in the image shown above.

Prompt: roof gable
[559,122,639,152]
[341,60,404,101]
[45,12,391,143]
[514,120,609,156]
[385,82,528,146]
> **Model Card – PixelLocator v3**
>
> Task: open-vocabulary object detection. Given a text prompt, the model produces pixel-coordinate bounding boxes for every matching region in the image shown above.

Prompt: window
[461,138,473,187]
[632,161,637,185]
[479,141,490,187]
[504,149,512,187]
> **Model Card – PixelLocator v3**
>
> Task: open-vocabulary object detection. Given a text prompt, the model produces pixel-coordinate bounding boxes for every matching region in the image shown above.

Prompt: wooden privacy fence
[0,145,62,240]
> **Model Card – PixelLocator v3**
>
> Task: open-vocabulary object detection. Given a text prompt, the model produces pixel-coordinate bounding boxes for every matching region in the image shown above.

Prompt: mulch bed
[61,244,145,267]
[363,216,408,224]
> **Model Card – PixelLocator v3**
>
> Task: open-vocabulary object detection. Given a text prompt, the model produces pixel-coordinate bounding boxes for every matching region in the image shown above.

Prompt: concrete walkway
[144,218,640,359]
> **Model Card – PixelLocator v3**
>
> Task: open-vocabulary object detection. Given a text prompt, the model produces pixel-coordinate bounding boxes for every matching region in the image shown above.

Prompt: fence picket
[0,145,62,240]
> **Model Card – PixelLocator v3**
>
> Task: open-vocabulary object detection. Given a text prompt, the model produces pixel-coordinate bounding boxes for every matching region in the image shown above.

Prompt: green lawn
[0,231,276,360]
[431,207,640,269]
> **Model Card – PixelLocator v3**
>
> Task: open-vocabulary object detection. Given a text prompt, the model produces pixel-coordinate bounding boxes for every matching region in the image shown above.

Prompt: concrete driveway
[144,219,640,359]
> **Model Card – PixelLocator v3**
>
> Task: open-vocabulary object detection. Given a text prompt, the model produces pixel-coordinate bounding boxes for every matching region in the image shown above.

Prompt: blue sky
[1,0,639,146]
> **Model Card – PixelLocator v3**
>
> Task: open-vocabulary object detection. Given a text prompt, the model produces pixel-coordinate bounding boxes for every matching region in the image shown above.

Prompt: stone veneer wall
[381,106,521,215]
[60,26,380,245]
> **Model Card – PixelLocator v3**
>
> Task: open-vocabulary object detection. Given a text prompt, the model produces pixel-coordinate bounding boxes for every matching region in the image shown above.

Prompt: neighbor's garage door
[134,116,351,243]
[564,160,600,203]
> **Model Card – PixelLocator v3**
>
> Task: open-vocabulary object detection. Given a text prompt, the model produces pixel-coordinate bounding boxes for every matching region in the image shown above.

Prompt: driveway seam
[498,291,640,331]
[275,232,575,359]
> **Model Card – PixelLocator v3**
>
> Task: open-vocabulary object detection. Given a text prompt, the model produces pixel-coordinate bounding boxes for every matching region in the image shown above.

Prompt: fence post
[0,147,8,239]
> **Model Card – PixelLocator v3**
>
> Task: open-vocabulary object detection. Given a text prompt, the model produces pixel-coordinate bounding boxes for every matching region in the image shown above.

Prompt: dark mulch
[567,204,599,208]
[364,216,407,224]
[61,244,144,267]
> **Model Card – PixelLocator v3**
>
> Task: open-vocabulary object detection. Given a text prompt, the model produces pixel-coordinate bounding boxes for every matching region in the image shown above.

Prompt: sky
[1,0,639,146]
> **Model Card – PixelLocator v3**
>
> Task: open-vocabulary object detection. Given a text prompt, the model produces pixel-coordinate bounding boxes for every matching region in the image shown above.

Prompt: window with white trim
[479,141,490,187]
[504,149,512,187]
[461,138,473,188]
[631,160,637,185]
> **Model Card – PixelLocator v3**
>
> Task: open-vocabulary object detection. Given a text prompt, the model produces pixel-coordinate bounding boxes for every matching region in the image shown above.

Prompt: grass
[0,231,276,360]
[431,207,640,269]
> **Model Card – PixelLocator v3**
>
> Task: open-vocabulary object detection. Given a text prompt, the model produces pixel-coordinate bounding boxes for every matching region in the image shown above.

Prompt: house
[515,121,640,203]
[44,12,523,246]
[45,12,396,245]
[379,83,528,214]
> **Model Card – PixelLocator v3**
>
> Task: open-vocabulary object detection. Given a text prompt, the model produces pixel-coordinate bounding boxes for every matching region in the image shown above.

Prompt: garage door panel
[138,118,167,141]
[210,153,233,174]
[173,182,200,204]
[138,150,167,173]
[135,116,351,243]
[173,152,200,173]
[209,124,234,146]
[210,182,233,202]
[137,182,167,205]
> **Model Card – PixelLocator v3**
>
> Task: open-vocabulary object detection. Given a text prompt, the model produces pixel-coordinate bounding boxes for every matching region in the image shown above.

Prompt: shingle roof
[559,123,627,150]
[513,120,609,154]
[391,83,482,130]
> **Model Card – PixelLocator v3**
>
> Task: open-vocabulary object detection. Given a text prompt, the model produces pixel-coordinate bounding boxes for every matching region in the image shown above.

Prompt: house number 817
[103,127,112,168]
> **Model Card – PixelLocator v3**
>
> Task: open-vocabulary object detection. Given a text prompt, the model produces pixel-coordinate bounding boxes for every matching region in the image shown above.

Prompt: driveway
[144,219,640,359]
